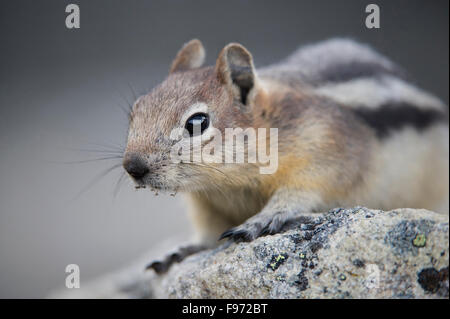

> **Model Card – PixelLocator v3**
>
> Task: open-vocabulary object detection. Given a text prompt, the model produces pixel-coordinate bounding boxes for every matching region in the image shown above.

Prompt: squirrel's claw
[219,228,254,242]
[145,252,182,274]
[219,210,309,242]
[145,244,209,274]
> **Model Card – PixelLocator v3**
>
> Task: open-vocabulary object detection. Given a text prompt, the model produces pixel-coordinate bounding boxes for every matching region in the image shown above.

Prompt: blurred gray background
[0,0,448,298]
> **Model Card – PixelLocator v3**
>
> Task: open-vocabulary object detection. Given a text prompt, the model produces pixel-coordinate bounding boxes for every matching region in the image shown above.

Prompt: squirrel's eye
[185,113,209,137]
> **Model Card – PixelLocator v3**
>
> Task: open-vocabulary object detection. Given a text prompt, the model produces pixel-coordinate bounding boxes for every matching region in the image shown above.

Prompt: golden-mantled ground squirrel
[123,38,449,273]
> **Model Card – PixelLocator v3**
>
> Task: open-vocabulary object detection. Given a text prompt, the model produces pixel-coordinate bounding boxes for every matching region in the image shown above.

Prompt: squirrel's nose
[123,153,149,180]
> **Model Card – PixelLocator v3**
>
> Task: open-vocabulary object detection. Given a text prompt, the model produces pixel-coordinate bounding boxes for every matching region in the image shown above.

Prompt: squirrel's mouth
[134,185,179,197]
[132,177,179,196]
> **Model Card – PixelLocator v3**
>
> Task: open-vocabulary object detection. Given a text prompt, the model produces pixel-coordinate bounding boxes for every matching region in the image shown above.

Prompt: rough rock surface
[54,207,449,299]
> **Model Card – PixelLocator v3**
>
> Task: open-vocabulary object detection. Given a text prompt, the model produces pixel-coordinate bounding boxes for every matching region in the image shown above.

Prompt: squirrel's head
[123,39,271,192]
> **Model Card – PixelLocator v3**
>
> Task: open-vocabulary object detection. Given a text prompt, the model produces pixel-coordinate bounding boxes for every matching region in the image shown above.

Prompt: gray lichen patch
[385,219,435,256]
[295,270,309,291]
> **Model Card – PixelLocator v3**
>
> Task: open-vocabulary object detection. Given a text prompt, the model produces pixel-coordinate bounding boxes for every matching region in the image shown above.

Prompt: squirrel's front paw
[219,211,300,242]
[145,244,208,274]
[146,252,183,274]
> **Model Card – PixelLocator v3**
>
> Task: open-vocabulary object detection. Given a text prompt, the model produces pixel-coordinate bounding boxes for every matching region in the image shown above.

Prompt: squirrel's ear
[170,39,206,73]
[215,43,256,105]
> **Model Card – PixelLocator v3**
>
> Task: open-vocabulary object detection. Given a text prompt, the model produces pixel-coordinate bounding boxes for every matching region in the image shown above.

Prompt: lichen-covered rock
[53,207,449,299]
